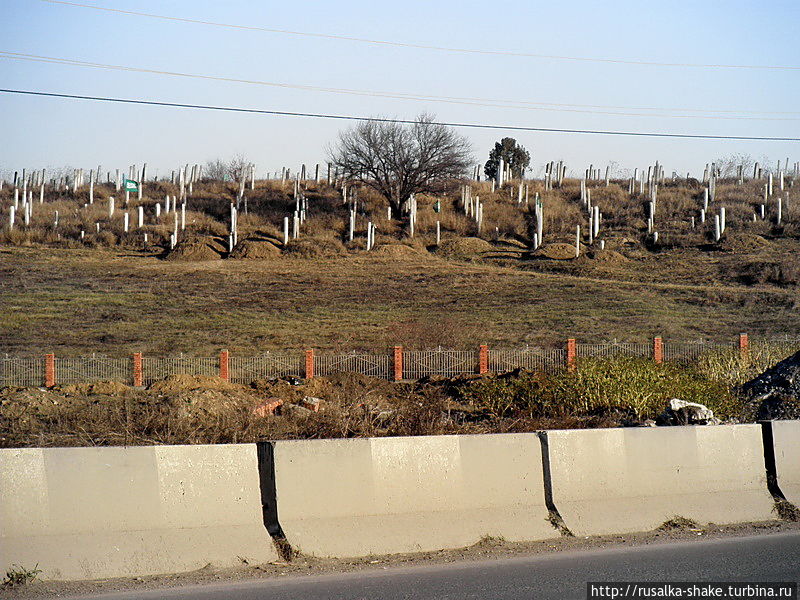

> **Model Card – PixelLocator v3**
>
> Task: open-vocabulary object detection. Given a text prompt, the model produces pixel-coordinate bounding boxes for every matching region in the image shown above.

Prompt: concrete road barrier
[270,433,554,557]
[770,420,800,506]
[0,444,277,580]
[545,425,776,537]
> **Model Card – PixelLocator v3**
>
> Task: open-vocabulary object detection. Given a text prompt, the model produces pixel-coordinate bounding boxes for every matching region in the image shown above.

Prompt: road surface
[68,531,800,600]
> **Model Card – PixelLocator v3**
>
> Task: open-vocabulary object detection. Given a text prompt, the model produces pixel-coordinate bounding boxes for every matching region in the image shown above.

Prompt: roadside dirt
[4,520,798,599]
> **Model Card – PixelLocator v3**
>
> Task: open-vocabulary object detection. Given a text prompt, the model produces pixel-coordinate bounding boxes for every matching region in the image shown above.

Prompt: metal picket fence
[403,349,477,379]
[1,336,789,387]
[316,353,392,380]
[489,347,566,373]
[229,354,304,383]
[141,356,218,386]
[662,341,733,363]
[0,356,44,387]
[56,356,131,384]
[577,341,651,359]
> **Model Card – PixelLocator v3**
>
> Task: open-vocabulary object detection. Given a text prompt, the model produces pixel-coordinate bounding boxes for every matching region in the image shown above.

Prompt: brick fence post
[566,339,577,372]
[393,346,403,381]
[653,337,663,364]
[478,344,489,374]
[132,352,143,387]
[739,333,749,360]
[45,353,55,388]
[219,349,230,382]
[305,348,315,379]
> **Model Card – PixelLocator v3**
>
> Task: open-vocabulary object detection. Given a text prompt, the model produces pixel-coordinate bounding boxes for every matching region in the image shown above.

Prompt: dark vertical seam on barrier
[760,421,786,500]
[759,421,799,521]
[256,441,294,560]
[537,431,573,536]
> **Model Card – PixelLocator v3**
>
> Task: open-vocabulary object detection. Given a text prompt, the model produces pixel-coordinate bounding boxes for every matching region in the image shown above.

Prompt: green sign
[433,200,441,213]
[124,178,139,192]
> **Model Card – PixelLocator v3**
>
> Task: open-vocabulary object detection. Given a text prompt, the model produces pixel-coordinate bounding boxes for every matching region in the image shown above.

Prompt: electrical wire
[1,51,798,121]
[2,88,798,141]
[40,0,800,71]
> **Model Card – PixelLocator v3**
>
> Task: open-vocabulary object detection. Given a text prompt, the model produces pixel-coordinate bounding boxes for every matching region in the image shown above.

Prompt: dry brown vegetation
[4,347,793,448]
[0,175,798,357]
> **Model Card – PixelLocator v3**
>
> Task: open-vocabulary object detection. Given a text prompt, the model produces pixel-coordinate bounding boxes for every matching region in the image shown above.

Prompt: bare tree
[204,154,250,182]
[329,114,473,213]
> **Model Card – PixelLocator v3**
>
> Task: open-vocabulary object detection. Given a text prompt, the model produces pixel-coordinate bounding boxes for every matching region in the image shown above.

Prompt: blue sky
[1,0,798,179]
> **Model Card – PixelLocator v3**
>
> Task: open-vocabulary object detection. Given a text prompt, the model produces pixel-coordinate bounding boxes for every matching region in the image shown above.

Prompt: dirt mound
[537,243,577,260]
[59,381,132,395]
[284,237,346,258]
[436,237,493,259]
[373,244,426,257]
[166,388,260,421]
[148,374,241,395]
[717,233,772,253]
[228,239,281,260]
[165,236,225,261]
[588,249,628,263]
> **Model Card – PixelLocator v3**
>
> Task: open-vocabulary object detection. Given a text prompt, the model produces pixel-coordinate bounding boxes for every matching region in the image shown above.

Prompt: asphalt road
[74,531,800,600]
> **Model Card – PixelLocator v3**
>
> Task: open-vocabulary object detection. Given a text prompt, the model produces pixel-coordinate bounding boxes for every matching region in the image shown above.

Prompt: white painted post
[283,216,289,246]
[777,196,782,225]
[124,212,129,233]
[8,205,15,230]
[436,221,441,245]
[89,174,94,205]
[181,203,186,231]
[714,215,721,242]
[575,226,580,258]
[109,197,115,218]
[39,184,44,204]
[138,206,144,228]
[720,206,726,234]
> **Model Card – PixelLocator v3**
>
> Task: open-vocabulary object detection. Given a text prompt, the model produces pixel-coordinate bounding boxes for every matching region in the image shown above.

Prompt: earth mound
[229,239,281,260]
[436,237,493,259]
[165,236,225,261]
[717,233,772,253]
[283,237,346,258]
[148,374,241,395]
[373,244,426,257]
[536,243,577,260]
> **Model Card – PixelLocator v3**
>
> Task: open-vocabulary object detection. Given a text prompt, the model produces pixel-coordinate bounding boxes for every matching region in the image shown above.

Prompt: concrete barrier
[771,420,800,506]
[545,425,776,537]
[0,444,277,580]
[270,434,554,557]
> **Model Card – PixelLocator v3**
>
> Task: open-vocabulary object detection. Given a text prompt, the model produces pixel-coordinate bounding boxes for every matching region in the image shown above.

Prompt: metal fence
[1,338,790,388]
[316,353,392,380]
[0,356,44,387]
[403,349,477,379]
[229,354,304,383]
[577,341,651,359]
[141,356,218,386]
[56,356,131,384]
[662,341,734,363]
[489,347,566,372]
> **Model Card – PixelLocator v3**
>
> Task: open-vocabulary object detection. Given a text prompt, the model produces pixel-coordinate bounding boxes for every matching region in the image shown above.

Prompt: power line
[1,88,798,142]
[40,0,800,72]
[2,51,798,121]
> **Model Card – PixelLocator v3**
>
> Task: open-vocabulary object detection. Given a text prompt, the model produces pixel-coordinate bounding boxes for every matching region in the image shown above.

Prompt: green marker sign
[124,178,139,192]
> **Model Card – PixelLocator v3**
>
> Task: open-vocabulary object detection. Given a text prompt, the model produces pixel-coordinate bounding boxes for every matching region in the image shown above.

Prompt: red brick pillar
[478,344,489,374]
[739,333,749,360]
[653,337,663,364]
[566,339,577,372]
[132,352,143,387]
[305,349,315,379]
[45,353,55,388]
[219,349,230,382]
[393,346,403,381]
